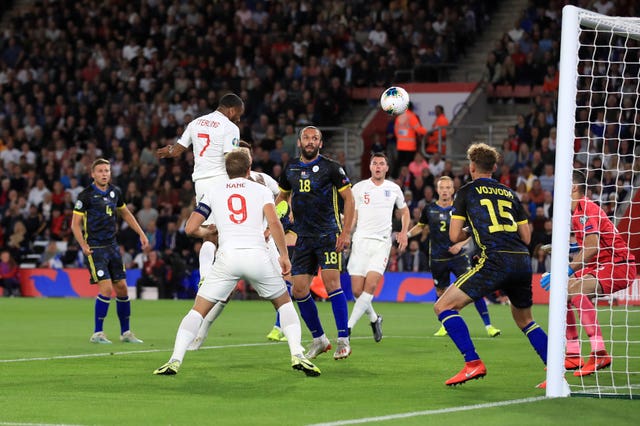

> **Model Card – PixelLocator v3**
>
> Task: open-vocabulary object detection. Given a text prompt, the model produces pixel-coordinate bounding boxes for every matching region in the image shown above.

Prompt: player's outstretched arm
[336,187,355,251]
[156,143,187,159]
[396,206,410,253]
[265,203,291,276]
[71,212,92,256]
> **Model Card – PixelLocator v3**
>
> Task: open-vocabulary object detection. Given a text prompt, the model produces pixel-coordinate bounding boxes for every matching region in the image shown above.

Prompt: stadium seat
[531,85,545,97]
[513,85,532,99]
[495,85,514,99]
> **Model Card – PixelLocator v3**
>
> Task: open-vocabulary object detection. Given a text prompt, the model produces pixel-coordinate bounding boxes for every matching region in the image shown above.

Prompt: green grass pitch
[0,297,637,425]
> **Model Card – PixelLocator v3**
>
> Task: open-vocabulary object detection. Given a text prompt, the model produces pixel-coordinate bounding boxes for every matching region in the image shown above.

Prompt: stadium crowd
[0,0,638,297]
[0,0,489,297]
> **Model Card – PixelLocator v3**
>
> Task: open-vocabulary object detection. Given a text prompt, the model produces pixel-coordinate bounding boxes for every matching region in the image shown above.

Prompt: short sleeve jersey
[452,177,529,254]
[352,178,405,241]
[73,183,126,247]
[572,197,634,265]
[278,155,351,237]
[417,202,456,261]
[177,110,240,181]
[195,177,273,250]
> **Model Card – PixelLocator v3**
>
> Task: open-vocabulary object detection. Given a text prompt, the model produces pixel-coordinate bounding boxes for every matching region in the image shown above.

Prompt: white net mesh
[559,8,640,398]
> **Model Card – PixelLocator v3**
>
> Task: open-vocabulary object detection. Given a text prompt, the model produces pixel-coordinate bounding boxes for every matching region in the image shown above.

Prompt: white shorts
[347,237,392,276]
[197,247,287,302]
[195,175,227,225]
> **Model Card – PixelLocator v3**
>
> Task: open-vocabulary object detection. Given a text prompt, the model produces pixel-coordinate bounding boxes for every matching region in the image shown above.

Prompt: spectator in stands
[531,244,551,274]
[428,152,445,177]
[408,152,429,180]
[394,103,427,174]
[0,249,20,297]
[426,105,448,155]
[539,164,555,193]
[399,240,428,272]
[135,249,168,299]
[136,196,159,232]
[39,241,63,269]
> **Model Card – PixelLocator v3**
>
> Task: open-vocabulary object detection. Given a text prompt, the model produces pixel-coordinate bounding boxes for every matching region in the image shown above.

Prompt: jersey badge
[312,165,319,173]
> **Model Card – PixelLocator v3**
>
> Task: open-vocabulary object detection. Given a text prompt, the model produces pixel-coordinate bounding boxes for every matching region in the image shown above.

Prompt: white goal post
[548,5,640,398]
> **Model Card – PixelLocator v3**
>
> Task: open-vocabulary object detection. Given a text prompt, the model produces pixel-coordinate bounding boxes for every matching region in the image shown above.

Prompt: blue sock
[522,321,548,365]
[328,289,349,338]
[116,296,131,335]
[295,293,324,338]
[274,311,280,328]
[474,298,491,326]
[438,309,479,362]
[94,295,110,333]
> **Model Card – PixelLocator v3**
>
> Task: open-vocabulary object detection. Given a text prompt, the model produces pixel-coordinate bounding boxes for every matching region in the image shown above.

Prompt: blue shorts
[85,244,127,284]
[454,252,532,308]
[291,235,342,276]
[431,254,472,289]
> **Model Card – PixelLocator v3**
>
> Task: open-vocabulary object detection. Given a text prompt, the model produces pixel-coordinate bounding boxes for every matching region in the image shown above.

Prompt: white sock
[348,292,374,328]
[170,309,203,363]
[199,241,217,278]
[278,301,304,356]
[195,301,227,341]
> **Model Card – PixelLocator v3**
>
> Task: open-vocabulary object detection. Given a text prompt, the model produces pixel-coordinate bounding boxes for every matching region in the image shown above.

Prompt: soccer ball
[380,86,410,115]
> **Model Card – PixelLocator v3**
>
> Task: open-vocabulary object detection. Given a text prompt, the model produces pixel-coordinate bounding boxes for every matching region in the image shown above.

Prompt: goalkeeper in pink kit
[541,170,636,376]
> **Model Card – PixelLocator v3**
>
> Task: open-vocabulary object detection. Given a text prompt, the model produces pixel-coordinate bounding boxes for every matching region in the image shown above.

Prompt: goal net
[547,5,640,398]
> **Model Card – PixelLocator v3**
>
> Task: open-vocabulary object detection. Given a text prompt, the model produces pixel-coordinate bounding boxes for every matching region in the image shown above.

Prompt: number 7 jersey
[177,110,240,181]
[452,177,529,254]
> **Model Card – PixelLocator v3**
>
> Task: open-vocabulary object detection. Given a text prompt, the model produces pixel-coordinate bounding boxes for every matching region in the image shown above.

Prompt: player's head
[571,170,587,197]
[236,140,253,164]
[298,126,322,161]
[436,176,454,202]
[225,150,251,179]
[217,93,244,124]
[369,152,389,180]
[91,158,111,188]
[467,142,498,178]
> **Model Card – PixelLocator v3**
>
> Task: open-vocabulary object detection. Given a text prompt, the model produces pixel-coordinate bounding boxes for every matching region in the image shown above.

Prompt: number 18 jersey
[452,177,529,254]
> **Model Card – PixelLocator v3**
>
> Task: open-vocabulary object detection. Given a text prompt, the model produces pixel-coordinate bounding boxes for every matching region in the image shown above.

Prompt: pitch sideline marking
[306,396,547,426]
[0,335,448,363]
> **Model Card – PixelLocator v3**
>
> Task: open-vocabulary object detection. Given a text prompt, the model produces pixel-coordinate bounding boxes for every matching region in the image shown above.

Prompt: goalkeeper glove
[275,200,289,219]
[540,266,575,292]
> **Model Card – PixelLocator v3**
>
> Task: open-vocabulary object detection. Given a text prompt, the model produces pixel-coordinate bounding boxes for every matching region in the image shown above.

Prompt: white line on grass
[0,335,495,363]
[306,396,547,426]
[0,423,85,426]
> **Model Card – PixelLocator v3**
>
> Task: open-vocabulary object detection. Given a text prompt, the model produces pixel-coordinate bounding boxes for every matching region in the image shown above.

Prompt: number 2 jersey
[452,177,529,254]
[177,110,240,181]
[278,155,351,238]
[417,202,463,261]
[73,183,126,247]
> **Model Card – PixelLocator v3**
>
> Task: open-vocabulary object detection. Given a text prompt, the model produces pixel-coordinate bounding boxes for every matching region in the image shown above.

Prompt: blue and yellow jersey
[73,183,126,247]
[417,202,456,261]
[278,155,351,237]
[452,178,529,254]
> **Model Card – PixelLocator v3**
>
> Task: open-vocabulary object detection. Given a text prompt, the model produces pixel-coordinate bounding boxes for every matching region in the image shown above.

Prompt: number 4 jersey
[452,177,529,254]
[195,177,274,251]
[73,183,126,247]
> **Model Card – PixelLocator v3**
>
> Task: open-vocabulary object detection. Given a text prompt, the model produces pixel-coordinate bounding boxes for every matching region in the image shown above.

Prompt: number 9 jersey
[451,177,529,254]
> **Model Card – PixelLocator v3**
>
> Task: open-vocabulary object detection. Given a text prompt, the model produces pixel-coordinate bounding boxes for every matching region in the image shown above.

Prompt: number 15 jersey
[452,177,529,254]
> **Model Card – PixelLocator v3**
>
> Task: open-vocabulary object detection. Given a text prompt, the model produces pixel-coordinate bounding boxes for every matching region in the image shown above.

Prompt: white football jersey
[352,178,406,240]
[199,177,274,250]
[250,170,279,198]
[177,110,240,181]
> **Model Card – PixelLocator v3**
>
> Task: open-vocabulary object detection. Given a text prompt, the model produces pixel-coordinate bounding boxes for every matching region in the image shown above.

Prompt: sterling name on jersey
[279,155,351,237]
[352,178,405,241]
[177,110,240,181]
[451,177,529,254]
[73,184,126,247]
